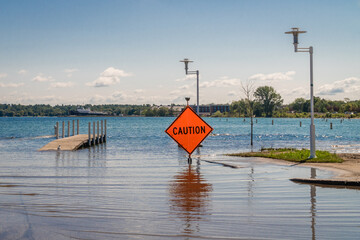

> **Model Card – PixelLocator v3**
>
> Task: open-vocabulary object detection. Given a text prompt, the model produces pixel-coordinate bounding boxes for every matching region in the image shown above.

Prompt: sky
[0,0,359,106]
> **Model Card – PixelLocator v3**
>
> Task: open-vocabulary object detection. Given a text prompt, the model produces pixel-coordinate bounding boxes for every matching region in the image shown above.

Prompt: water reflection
[168,165,213,235]
[310,168,317,240]
[54,145,107,182]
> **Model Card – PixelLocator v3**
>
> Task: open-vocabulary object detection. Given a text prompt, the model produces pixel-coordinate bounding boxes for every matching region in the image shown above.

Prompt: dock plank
[39,134,91,151]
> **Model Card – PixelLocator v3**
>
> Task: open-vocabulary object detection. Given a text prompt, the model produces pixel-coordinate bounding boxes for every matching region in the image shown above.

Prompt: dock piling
[77,120,79,135]
[97,121,99,144]
[88,122,91,146]
[72,120,75,136]
[101,120,103,143]
[105,120,107,142]
[62,121,65,138]
[93,122,95,145]
[67,121,70,137]
[55,122,59,139]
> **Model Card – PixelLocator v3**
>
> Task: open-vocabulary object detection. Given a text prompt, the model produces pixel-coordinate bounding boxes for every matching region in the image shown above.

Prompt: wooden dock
[39,119,107,151]
[39,134,100,151]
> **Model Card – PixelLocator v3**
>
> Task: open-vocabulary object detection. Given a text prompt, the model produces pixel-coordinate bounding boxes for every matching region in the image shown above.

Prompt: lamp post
[180,58,200,115]
[185,97,190,106]
[285,27,316,158]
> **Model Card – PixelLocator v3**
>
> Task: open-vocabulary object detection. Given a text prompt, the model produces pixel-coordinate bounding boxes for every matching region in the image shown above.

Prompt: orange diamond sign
[165,106,213,155]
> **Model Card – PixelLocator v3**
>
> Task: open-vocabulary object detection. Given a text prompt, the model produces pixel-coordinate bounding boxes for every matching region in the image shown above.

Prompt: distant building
[189,104,230,116]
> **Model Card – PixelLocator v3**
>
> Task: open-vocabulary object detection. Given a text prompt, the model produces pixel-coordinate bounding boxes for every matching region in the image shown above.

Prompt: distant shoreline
[0,115,359,119]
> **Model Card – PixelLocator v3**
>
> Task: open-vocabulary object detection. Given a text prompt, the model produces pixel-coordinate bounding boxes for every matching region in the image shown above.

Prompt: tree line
[229,86,360,118]
[0,104,176,117]
[1,85,359,118]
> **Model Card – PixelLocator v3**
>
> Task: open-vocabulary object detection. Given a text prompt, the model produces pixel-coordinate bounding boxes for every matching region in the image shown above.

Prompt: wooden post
[56,122,59,139]
[300,121,302,127]
[330,122,333,130]
[72,120,75,136]
[88,122,91,146]
[62,121,65,138]
[67,121,70,137]
[93,122,95,145]
[77,119,79,135]
[101,120,103,143]
[97,121,99,144]
[272,119,274,125]
[104,119,107,142]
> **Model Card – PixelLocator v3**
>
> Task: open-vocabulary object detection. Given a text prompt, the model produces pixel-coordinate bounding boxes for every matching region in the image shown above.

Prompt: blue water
[0,117,360,239]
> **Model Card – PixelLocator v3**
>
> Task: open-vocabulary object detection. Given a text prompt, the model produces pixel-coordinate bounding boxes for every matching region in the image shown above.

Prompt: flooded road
[1,117,360,239]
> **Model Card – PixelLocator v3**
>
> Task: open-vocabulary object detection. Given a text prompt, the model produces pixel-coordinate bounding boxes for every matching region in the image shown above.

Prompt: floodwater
[0,117,360,239]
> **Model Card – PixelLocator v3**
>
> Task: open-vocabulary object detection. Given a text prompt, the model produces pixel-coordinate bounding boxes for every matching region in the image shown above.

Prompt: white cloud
[136,96,145,101]
[228,91,237,96]
[50,81,74,88]
[248,71,296,82]
[86,67,132,87]
[200,76,241,88]
[9,94,63,105]
[169,89,181,95]
[317,77,360,96]
[134,89,145,94]
[280,87,308,103]
[18,69,27,75]
[171,92,196,104]
[32,73,54,82]
[64,68,79,77]
[0,82,24,88]
[175,75,197,82]
[90,91,128,103]
[179,84,191,90]
[0,73,8,79]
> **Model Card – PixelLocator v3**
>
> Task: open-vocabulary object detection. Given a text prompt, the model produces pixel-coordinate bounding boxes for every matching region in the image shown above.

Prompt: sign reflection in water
[169,165,213,234]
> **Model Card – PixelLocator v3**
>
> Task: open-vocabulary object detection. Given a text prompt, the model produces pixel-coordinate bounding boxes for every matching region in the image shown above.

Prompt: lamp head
[180,58,193,74]
[285,27,307,52]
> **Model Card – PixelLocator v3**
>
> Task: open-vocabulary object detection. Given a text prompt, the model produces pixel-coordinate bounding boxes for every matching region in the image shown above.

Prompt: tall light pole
[285,27,316,158]
[180,58,200,115]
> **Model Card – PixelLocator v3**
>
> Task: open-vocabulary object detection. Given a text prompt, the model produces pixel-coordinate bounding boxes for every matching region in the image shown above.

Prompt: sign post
[165,106,213,164]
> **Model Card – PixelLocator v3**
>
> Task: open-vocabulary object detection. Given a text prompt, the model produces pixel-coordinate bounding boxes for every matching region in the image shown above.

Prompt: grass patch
[227,148,343,163]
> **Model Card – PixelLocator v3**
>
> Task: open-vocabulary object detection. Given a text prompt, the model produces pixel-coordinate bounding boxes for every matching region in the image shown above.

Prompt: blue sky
[0,0,359,105]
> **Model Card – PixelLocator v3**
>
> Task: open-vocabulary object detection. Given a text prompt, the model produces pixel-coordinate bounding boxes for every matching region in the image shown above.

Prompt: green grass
[227,148,343,163]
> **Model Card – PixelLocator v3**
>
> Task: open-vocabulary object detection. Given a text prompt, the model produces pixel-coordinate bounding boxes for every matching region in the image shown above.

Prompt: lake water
[0,117,360,239]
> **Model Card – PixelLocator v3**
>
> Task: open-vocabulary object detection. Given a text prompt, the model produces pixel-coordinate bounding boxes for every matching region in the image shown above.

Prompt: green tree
[157,107,168,116]
[290,98,306,112]
[212,110,223,117]
[254,86,283,117]
[230,100,246,117]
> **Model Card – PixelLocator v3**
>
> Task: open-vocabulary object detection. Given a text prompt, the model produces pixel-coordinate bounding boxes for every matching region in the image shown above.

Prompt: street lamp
[180,58,200,115]
[185,97,190,106]
[285,27,316,158]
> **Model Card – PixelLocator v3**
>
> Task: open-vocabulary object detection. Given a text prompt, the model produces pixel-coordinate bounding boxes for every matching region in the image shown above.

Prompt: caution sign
[165,106,213,155]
